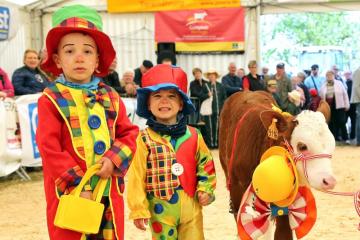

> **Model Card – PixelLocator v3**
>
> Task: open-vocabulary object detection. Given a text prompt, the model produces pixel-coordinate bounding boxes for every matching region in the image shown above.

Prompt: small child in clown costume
[36,5,139,240]
[127,64,216,239]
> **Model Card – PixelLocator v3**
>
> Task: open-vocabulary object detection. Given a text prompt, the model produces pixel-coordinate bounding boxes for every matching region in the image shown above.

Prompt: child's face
[148,89,183,125]
[53,32,99,84]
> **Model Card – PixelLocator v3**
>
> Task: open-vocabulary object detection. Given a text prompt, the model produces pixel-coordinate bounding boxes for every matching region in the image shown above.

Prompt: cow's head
[290,110,336,191]
[260,108,336,191]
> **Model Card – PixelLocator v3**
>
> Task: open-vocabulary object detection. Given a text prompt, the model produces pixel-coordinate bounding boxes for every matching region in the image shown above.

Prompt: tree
[261,12,360,69]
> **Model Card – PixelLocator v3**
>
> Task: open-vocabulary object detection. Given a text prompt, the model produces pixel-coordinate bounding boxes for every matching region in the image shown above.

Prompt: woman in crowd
[12,49,50,95]
[319,70,349,143]
[189,67,210,123]
[242,60,264,91]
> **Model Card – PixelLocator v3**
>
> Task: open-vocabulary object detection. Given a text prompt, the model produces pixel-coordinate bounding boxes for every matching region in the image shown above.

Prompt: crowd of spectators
[188,61,359,147]
[2,49,360,148]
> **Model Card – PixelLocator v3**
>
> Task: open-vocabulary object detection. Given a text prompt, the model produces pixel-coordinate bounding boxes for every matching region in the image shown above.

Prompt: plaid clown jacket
[127,126,216,220]
[36,82,139,240]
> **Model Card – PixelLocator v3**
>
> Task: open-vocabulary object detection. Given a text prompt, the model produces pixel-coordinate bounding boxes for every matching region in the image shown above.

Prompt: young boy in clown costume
[127,64,216,240]
[36,5,139,240]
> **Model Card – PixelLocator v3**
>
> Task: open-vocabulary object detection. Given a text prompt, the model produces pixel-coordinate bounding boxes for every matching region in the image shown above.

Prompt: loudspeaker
[157,42,176,65]
[157,42,175,53]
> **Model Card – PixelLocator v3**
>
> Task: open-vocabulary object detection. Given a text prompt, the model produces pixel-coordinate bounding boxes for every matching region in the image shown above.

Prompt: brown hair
[248,60,257,68]
[192,67,202,75]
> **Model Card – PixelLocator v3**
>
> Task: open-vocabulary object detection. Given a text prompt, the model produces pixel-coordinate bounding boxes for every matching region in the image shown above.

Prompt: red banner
[155,8,245,52]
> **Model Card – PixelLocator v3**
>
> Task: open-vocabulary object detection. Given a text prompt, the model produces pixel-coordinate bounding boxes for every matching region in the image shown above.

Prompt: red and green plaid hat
[41,5,116,77]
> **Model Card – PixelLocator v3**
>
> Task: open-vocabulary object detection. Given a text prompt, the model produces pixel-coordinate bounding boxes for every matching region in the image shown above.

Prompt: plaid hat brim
[41,26,116,77]
[136,83,195,119]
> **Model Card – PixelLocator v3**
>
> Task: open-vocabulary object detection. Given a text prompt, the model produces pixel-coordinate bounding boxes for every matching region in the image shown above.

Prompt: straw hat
[288,90,301,107]
[267,79,277,87]
[204,68,220,79]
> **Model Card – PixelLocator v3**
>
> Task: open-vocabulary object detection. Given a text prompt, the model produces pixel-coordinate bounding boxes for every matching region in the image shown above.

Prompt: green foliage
[273,12,353,46]
[261,12,360,67]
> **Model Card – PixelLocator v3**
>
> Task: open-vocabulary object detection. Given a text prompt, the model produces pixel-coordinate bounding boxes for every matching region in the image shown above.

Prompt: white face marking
[290,111,336,190]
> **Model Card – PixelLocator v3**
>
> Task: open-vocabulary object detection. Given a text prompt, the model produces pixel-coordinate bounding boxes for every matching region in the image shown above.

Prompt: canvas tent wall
[2,0,360,77]
[0,1,31,77]
[21,0,258,78]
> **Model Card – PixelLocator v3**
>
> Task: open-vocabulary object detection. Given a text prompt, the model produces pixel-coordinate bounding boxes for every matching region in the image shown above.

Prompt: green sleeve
[195,130,216,202]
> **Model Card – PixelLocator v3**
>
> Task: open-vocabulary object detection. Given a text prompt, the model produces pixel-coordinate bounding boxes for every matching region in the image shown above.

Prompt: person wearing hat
[304,64,325,93]
[269,62,293,110]
[134,59,154,87]
[286,89,302,115]
[266,79,283,109]
[203,68,226,149]
[127,64,216,240]
[35,5,139,240]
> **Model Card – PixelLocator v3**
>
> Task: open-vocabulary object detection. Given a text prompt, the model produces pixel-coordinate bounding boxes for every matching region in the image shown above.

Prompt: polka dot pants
[147,190,204,240]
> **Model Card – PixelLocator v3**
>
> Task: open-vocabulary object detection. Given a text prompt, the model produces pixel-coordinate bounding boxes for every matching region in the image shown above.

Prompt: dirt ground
[0,147,359,240]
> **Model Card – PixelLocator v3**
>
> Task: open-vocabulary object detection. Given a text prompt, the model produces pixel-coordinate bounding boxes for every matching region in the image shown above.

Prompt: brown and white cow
[219,91,336,240]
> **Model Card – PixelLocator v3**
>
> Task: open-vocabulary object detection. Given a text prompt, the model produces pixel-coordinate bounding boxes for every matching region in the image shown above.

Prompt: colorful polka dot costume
[127,127,216,239]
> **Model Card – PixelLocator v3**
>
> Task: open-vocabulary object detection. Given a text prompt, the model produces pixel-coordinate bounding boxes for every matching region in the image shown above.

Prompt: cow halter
[283,138,360,231]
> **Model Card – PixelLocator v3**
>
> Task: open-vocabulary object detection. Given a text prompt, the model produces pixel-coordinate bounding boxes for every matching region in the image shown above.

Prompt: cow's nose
[322,176,337,190]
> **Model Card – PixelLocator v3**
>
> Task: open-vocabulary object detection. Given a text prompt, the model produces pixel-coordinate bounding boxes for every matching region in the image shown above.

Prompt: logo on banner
[0,7,10,41]
[28,103,40,159]
[186,12,211,33]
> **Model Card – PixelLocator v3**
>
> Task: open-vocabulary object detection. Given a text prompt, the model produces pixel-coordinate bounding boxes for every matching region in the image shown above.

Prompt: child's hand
[133,218,149,231]
[80,190,92,200]
[96,157,115,179]
[197,191,212,206]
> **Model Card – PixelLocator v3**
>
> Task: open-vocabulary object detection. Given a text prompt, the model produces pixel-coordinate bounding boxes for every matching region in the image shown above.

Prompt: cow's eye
[297,142,308,152]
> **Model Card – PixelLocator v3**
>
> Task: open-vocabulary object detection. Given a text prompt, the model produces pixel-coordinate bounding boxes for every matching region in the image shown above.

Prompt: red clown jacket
[36,82,139,240]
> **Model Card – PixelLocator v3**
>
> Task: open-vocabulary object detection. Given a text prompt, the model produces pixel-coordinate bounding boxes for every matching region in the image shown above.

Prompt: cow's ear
[316,100,331,123]
[260,110,288,134]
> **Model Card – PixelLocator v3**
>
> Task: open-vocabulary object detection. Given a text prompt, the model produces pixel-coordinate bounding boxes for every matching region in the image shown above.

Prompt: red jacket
[36,84,139,240]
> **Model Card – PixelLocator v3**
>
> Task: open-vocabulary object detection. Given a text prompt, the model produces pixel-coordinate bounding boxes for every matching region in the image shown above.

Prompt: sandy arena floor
[0,147,359,240]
